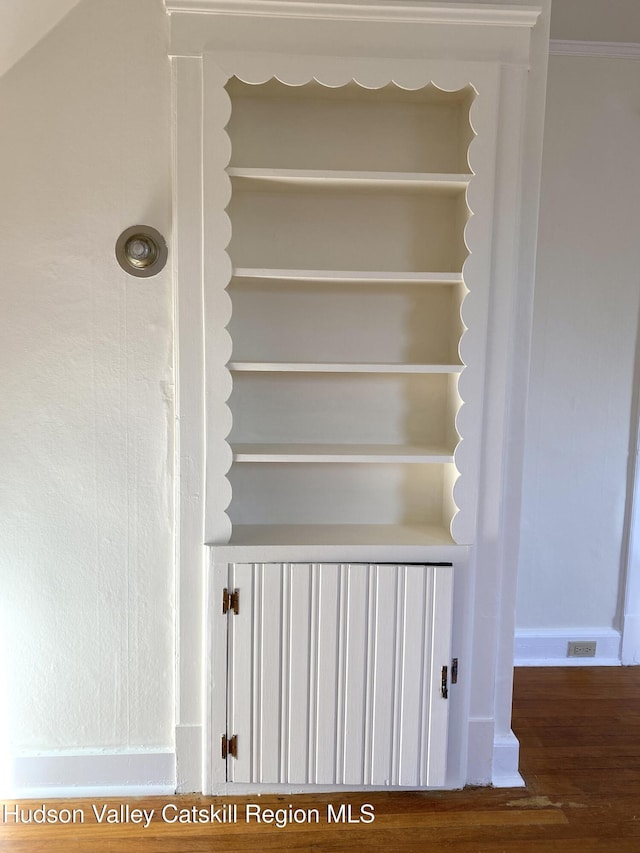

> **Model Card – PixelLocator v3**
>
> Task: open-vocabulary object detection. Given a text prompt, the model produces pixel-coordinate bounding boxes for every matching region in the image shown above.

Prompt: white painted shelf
[232,443,455,463]
[228,166,471,192]
[228,362,464,374]
[226,523,455,548]
[232,268,464,285]
[209,523,461,570]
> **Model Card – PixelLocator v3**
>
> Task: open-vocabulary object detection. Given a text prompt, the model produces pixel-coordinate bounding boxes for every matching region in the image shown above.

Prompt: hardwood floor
[2,667,640,851]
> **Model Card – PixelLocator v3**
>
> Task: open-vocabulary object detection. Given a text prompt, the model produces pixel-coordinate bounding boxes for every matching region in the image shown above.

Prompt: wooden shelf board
[209,524,462,563]
[232,268,464,285]
[228,167,471,192]
[228,362,464,374]
[209,539,465,565]
[227,523,455,548]
[232,443,455,463]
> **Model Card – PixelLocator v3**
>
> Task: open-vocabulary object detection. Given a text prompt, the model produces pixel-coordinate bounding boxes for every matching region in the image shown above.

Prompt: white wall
[0,0,174,760]
[0,0,83,79]
[517,53,640,633]
[550,0,640,43]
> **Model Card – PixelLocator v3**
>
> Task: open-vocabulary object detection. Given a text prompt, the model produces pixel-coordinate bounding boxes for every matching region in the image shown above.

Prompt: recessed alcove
[223,75,470,545]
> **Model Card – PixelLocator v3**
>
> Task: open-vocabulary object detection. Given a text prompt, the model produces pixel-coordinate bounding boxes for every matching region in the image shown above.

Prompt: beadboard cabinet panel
[219,562,453,787]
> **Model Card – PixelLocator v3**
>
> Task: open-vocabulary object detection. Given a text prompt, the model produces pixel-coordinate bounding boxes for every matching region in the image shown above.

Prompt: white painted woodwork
[196,50,502,551]
[225,525,455,548]
[223,66,471,559]
[168,1,540,28]
[202,53,501,551]
[228,167,472,190]
[232,269,464,284]
[173,57,207,780]
[168,0,550,792]
[622,396,640,665]
[209,528,465,570]
[228,362,464,374]
[231,444,455,464]
[227,79,474,173]
[220,562,453,787]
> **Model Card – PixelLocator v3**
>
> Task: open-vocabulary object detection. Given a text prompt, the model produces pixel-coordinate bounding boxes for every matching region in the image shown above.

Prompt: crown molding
[165,0,542,28]
[550,40,640,59]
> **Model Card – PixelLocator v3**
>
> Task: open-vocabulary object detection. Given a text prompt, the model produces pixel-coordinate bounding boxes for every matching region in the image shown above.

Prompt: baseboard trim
[175,724,202,793]
[492,732,524,788]
[466,720,524,788]
[514,628,621,667]
[466,718,494,786]
[622,614,640,665]
[7,749,176,798]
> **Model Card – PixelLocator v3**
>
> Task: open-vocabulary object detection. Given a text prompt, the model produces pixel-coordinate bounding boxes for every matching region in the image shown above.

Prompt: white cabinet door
[220,562,453,787]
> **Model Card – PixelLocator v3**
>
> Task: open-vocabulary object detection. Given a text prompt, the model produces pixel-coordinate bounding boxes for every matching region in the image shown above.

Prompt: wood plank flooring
[2,667,640,852]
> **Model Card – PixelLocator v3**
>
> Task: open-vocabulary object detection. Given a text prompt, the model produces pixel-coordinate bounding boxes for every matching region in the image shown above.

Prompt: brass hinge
[441,665,448,699]
[221,734,238,760]
[222,587,240,615]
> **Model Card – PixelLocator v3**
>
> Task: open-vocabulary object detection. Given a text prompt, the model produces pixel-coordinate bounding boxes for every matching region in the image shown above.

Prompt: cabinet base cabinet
[208,562,453,789]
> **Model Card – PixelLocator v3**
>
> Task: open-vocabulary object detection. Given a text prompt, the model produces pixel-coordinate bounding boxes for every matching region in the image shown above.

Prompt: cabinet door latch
[222,588,240,615]
[221,734,238,760]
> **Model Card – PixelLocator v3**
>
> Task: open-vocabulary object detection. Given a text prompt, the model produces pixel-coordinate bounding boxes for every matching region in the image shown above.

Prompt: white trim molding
[175,725,203,793]
[514,628,622,667]
[466,721,524,788]
[465,718,494,786]
[171,55,207,794]
[621,319,640,666]
[7,749,176,799]
[492,732,524,788]
[166,0,541,28]
[550,40,640,59]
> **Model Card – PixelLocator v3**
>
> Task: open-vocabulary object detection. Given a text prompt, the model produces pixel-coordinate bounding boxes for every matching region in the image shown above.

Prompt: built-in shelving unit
[169,0,548,796]
[221,76,474,549]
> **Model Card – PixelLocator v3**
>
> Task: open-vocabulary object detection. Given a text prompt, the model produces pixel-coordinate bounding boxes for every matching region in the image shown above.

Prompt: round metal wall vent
[115,225,168,277]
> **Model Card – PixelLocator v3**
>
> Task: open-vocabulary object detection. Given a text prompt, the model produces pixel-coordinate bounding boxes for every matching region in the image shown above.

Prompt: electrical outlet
[567,641,597,658]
